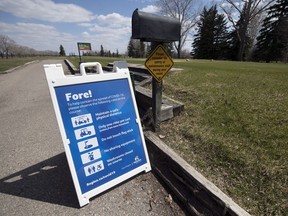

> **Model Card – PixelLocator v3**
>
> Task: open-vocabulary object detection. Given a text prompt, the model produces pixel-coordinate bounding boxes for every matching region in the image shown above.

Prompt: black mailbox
[132,9,180,42]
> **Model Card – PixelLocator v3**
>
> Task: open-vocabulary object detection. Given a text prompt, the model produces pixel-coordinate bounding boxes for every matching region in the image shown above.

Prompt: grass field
[69,57,287,215]
[0,57,36,73]
[2,57,287,214]
[161,60,288,215]
[68,57,287,215]
[0,57,66,73]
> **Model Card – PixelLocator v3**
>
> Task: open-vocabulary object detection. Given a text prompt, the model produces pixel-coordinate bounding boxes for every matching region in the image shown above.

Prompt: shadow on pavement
[0,153,79,208]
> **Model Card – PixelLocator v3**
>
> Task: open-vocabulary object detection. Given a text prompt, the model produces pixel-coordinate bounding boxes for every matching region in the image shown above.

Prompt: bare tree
[221,0,274,61]
[10,44,35,57]
[0,34,58,57]
[157,0,200,58]
[9,43,21,57]
[0,35,16,59]
[246,13,265,60]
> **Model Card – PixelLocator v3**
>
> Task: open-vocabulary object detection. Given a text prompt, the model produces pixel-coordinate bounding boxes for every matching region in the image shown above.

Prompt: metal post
[77,43,82,64]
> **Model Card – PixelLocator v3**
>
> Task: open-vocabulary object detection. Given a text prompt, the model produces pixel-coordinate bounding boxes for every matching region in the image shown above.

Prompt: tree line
[126,38,176,58]
[127,0,287,63]
[81,45,120,58]
[0,35,58,58]
[192,0,287,62]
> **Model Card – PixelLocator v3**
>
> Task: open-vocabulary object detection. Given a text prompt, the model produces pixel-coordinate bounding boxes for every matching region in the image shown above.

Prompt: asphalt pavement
[0,60,185,216]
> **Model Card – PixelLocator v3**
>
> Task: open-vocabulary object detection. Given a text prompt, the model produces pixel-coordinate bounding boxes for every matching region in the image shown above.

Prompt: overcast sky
[0,0,214,54]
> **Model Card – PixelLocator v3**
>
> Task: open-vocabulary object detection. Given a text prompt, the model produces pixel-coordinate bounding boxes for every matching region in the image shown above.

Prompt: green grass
[0,56,65,73]
[68,57,288,214]
[160,60,288,215]
[0,57,37,73]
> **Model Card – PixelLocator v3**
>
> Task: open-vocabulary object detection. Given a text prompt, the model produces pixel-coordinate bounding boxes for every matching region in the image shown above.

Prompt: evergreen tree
[59,44,66,56]
[100,45,104,57]
[127,37,146,58]
[213,9,230,59]
[254,0,288,62]
[192,5,229,59]
[127,37,135,57]
[192,7,213,59]
[226,29,240,61]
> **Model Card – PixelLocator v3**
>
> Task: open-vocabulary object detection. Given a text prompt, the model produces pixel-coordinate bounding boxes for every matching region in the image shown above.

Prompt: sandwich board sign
[44,62,151,207]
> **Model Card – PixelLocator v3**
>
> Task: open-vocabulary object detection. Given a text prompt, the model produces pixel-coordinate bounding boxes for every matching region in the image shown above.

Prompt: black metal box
[132,9,180,42]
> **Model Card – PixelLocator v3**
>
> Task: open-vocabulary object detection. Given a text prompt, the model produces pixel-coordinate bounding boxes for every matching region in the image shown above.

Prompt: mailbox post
[132,9,180,132]
[151,42,163,132]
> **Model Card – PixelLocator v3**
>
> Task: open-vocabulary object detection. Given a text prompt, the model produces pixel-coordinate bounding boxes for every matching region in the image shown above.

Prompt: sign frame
[77,42,92,51]
[77,42,91,63]
[145,45,174,82]
[44,62,151,207]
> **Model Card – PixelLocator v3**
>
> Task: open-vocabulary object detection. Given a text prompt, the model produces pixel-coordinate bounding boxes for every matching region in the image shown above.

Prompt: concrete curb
[1,60,39,74]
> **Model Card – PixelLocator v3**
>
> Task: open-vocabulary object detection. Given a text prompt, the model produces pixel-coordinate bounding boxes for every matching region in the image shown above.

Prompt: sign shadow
[0,153,79,208]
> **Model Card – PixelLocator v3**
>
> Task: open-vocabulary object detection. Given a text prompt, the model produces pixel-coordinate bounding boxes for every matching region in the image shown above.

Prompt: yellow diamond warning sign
[145,45,174,82]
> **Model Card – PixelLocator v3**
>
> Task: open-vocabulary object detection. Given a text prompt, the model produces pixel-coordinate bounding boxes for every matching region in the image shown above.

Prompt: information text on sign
[145,45,174,82]
[55,79,148,194]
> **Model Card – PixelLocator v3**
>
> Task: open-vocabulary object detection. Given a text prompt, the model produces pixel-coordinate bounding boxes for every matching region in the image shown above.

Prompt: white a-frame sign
[44,62,151,207]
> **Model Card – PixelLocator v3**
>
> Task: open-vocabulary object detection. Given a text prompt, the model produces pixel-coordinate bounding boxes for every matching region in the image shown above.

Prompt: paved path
[0,60,184,216]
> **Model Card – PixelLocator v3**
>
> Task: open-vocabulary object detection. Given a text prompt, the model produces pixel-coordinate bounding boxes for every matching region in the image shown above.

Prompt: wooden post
[152,78,162,132]
[151,42,163,132]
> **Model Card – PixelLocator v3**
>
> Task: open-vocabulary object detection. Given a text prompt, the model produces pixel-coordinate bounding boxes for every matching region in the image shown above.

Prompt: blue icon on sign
[88,152,94,161]
[75,117,89,126]
[85,160,104,176]
[97,164,103,170]
[75,125,96,140]
[80,128,92,137]
[78,138,98,152]
[88,164,103,174]
[71,114,93,128]
[88,166,96,174]
[84,141,93,149]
